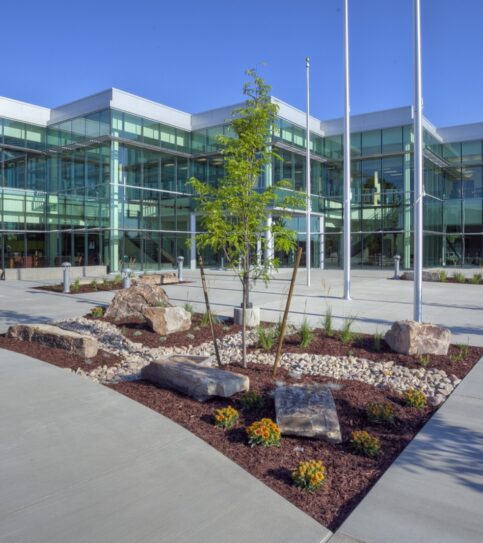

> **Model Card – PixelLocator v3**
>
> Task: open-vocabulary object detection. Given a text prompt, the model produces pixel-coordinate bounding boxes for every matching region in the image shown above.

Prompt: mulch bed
[110,363,434,531]
[35,283,123,294]
[88,314,242,350]
[0,336,121,372]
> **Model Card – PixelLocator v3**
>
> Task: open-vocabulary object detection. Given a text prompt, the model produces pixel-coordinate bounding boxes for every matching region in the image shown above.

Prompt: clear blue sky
[2,0,482,126]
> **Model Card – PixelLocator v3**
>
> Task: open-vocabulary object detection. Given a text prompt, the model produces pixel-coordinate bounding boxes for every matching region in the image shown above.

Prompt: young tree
[189,70,304,367]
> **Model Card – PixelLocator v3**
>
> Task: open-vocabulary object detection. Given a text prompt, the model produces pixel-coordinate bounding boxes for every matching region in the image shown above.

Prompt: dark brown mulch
[110,363,433,532]
[0,336,122,372]
[35,283,123,294]
[261,330,483,380]
[88,314,242,350]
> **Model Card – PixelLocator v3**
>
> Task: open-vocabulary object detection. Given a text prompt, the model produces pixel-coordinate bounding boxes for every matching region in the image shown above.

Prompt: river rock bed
[57,316,460,405]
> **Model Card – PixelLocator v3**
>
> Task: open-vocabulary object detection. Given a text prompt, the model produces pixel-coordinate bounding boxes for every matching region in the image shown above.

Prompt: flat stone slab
[274,384,342,443]
[385,319,451,355]
[143,306,191,335]
[166,354,214,367]
[141,358,249,401]
[7,323,98,358]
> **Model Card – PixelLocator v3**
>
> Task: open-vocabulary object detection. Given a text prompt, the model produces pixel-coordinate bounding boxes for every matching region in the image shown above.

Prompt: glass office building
[0,89,481,274]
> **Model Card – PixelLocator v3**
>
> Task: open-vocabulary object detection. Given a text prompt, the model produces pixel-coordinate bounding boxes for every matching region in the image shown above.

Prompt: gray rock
[7,324,98,358]
[141,358,249,401]
[104,283,171,321]
[274,384,342,443]
[143,306,191,335]
[384,320,451,356]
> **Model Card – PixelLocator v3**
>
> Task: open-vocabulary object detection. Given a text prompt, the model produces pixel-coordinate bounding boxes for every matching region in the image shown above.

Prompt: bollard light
[121,267,131,289]
[62,262,72,293]
[393,254,401,280]
[177,256,184,282]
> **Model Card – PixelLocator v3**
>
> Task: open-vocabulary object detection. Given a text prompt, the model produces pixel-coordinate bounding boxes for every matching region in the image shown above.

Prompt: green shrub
[366,402,395,424]
[240,391,264,411]
[89,280,98,291]
[340,316,356,344]
[71,278,81,292]
[90,306,104,318]
[299,318,315,348]
[439,270,447,283]
[214,406,239,429]
[403,389,427,409]
[183,302,194,314]
[113,274,122,286]
[200,310,221,327]
[257,325,277,351]
[450,342,470,363]
[452,272,465,283]
[373,331,383,352]
[419,354,430,368]
[470,273,482,285]
[246,418,281,448]
[323,307,333,336]
[351,430,380,458]
[292,460,326,491]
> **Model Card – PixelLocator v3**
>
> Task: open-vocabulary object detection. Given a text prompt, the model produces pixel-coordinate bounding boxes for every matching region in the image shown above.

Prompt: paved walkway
[1,269,482,345]
[329,356,483,543]
[0,350,331,543]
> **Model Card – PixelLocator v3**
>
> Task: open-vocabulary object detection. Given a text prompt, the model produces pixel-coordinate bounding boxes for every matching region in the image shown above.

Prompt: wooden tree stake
[272,246,303,377]
[198,255,222,367]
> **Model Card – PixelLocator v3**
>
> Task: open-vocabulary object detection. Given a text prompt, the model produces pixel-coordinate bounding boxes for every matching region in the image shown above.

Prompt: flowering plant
[246,418,281,448]
[292,460,326,491]
[213,406,239,429]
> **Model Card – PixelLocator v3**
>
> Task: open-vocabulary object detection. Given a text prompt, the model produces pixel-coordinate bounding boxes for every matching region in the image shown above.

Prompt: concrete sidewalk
[0,350,331,543]
[329,356,483,543]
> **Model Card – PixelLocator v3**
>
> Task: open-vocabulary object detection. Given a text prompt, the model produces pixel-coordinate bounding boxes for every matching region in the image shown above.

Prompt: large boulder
[384,320,451,355]
[141,358,249,401]
[7,324,98,358]
[274,384,342,443]
[104,283,171,321]
[143,306,191,335]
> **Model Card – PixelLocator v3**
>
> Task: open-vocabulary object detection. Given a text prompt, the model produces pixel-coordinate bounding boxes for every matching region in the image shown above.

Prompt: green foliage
[367,402,395,424]
[89,280,98,291]
[90,306,104,318]
[439,270,447,283]
[403,389,427,409]
[351,430,381,458]
[373,331,383,352]
[240,390,265,411]
[299,318,315,348]
[450,342,470,363]
[153,301,166,307]
[71,278,81,292]
[200,310,221,327]
[292,460,326,491]
[257,325,277,351]
[323,306,333,336]
[113,274,122,286]
[246,418,281,448]
[183,302,194,314]
[188,70,305,367]
[452,272,465,283]
[340,316,356,344]
[419,354,430,368]
[214,406,239,429]
[470,273,482,285]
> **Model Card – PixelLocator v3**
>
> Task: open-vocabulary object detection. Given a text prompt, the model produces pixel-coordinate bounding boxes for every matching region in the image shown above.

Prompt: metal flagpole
[305,56,311,286]
[413,0,423,322]
[343,0,351,300]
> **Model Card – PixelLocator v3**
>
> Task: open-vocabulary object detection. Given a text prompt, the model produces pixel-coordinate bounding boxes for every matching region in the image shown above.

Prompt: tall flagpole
[306,56,311,286]
[343,0,351,300]
[413,0,423,322]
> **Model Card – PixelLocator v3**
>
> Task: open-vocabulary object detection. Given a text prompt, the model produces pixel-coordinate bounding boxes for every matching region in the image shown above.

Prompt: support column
[190,212,196,270]
[109,139,120,272]
[319,215,325,269]
[265,214,274,261]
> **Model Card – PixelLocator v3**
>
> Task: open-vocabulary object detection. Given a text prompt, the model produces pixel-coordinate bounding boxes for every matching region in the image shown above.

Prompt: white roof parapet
[437,122,483,143]
[0,96,50,126]
[49,89,113,125]
[272,97,325,137]
[191,103,243,131]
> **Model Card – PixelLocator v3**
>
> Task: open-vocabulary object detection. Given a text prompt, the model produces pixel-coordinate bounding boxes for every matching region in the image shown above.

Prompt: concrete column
[109,138,120,272]
[403,139,412,269]
[190,212,196,270]
[319,215,325,269]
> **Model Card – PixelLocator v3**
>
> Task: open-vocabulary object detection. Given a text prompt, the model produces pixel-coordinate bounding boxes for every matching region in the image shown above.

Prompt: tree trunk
[241,267,248,368]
